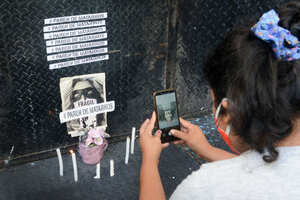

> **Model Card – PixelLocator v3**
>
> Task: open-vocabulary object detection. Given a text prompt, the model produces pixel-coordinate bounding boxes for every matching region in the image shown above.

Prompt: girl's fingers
[154,130,162,138]
[172,140,185,145]
[181,127,189,133]
[170,129,188,141]
[140,119,149,135]
[162,143,170,148]
[145,112,156,134]
[179,118,193,130]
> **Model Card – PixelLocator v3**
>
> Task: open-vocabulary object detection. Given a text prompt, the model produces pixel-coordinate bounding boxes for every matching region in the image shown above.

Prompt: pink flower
[88,128,101,138]
[85,136,93,146]
[86,128,106,146]
[93,137,103,145]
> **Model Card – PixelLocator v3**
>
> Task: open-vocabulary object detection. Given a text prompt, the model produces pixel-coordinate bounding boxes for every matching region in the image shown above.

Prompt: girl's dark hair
[203,1,300,162]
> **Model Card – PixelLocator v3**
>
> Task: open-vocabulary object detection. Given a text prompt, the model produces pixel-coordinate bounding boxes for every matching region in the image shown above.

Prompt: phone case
[153,89,180,143]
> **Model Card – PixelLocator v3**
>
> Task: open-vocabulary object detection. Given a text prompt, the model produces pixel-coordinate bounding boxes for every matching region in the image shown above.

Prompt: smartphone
[153,89,180,143]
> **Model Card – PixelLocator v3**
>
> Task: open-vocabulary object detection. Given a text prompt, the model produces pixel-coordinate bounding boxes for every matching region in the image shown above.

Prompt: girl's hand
[139,112,169,165]
[170,118,212,159]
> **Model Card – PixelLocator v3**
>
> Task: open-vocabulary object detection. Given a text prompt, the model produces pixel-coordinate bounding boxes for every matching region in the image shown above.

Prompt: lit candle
[70,150,78,182]
[56,148,63,176]
[130,127,136,154]
[125,137,130,164]
[94,163,100,179]
[110,159,114,177]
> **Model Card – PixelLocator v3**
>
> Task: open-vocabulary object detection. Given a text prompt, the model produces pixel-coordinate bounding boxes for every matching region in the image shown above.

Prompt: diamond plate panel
[0,0,291,165]
[175,0,290,116]
[0,0,168,161]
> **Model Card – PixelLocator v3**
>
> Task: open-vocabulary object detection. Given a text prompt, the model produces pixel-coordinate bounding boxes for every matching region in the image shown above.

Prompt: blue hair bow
[251,9,300,61]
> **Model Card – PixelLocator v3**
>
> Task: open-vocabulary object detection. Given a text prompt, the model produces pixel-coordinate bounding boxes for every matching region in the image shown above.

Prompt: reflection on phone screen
[155,92,179,129]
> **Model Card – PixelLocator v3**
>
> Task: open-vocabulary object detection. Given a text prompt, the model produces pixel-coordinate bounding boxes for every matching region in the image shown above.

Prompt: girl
[139,1,300,199]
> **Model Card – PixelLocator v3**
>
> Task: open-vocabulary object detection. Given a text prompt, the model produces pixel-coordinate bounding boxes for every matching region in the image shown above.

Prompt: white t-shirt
[170,146,300,200]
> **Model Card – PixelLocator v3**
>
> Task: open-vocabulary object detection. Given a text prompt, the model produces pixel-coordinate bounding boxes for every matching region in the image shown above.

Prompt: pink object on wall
[78,139,108,165]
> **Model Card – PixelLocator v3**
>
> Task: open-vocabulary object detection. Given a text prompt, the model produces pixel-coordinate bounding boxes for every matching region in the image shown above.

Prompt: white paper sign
[46,33,107,46]
[44,26,106,40]
[44,20,105,32]
[44,13,109,69]
[59,101,115,123]
[47,47,108,61]
[49,55,109,70]
[44,13,107,25]
[47,40,108,54]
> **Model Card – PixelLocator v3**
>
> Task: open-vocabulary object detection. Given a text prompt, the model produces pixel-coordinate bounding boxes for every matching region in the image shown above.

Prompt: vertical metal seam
[165,0,179,89]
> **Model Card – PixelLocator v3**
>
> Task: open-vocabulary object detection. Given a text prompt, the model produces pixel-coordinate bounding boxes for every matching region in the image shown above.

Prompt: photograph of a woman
[59,73,106,136]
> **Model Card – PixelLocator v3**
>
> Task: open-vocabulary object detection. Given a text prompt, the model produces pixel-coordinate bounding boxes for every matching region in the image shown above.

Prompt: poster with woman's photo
[59,73,106,137]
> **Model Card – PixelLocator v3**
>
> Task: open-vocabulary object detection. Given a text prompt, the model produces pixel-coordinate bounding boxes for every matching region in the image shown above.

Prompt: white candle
[56,148,63,176]
[125,137,130,164]
[110,159,114,177]
[94,163,100,179]
[70,150,78,182]
[130,127,136,154]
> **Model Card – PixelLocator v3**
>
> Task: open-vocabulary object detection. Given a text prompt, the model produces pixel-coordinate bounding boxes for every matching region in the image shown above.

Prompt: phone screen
[155,92,179,129]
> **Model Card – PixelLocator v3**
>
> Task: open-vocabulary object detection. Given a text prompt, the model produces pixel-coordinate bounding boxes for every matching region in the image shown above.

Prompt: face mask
[214,98,240,155]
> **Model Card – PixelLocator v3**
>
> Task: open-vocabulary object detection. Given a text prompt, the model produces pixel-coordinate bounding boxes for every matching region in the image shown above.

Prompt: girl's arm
[171,118,237,162]
[139,113,168,200]
[140,158,165,200]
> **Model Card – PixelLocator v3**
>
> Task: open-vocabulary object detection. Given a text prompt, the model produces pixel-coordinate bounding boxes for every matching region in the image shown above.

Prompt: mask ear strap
[225,123,231,136]
[225,123,240,154]
[215,98,228,120]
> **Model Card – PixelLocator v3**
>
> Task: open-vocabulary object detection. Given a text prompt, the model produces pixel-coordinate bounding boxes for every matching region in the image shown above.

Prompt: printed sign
[44,20,105,32]
[60,73,108,135]
[44,13,109,69]
[46,40,108,54]
[46,33,107,46]
[44,26,106,40]
[45,13,107,25]
[47,47,108,61]
[60,101,115,123]
[49,55,109,70]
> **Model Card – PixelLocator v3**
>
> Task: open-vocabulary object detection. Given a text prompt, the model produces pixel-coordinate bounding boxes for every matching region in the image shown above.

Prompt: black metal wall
[0,0,290,167]
[175,0,290,116]
[0,0,170,166]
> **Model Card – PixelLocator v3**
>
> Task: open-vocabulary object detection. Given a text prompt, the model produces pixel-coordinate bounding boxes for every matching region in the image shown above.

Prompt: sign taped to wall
[60,73,111,136]
[47,47,108,61]
[46,33,107,46]
[44,13,107,25]
[49,55,109,70]
[46,40,108,54]
[59,101,115,123]
[44,13,109,69]
[44,26,106,40]
[44,20,106,32]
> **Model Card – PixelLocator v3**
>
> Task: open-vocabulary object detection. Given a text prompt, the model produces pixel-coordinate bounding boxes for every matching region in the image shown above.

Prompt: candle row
[56,148,115,181]
[56,127,136,181]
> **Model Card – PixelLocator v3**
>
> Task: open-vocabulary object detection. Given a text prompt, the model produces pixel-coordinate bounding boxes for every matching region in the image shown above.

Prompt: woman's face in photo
[164,110,172,122]
[72,80,99,102]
